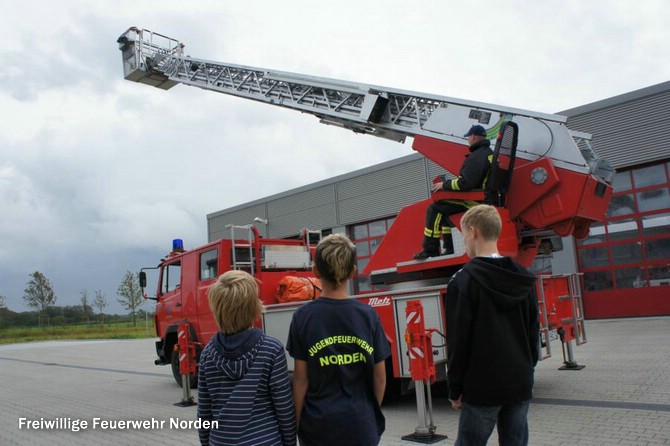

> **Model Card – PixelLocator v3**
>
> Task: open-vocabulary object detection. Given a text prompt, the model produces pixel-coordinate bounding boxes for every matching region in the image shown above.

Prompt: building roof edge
[558,80,670,117]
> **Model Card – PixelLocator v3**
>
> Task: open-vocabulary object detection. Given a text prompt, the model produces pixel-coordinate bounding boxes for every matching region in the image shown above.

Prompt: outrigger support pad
[402,300,448,443]
[558,327,585,371]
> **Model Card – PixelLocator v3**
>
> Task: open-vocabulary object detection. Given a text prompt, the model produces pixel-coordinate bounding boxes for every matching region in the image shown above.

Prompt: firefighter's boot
[414,237,440,260]
[443,233,455,255]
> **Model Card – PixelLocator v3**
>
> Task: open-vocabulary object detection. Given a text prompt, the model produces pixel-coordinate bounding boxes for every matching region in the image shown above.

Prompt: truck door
[158,260,183,328]
[196,248,219,345]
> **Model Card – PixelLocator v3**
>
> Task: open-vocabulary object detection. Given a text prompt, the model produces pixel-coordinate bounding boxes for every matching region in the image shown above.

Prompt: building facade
[208,82,670,319]
[560,82,670,318]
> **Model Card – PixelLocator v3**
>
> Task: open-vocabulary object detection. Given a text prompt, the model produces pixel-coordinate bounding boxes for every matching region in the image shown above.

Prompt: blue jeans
[455,400,530,446]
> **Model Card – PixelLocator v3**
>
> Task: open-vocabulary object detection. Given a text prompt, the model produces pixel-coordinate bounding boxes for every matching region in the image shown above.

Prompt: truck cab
[144,227,317,385]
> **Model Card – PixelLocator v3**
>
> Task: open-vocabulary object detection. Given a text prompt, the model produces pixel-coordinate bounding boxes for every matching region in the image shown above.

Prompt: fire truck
[118,27,613,390]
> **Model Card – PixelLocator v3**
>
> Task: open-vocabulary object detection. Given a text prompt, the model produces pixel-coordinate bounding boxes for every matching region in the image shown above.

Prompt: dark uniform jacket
[445,256,540,406]
[442,139,492,191]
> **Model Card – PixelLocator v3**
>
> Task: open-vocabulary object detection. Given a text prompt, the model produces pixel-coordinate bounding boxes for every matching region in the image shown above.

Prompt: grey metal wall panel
[337,159,425,200]
[265,185,336,237]
[566,90,670,169]
[208,203,267,241]
[338,179,427,225]
[267,185,335,217]
[265,204,337,238]
[337,158,427,224]
[426,159,457,183]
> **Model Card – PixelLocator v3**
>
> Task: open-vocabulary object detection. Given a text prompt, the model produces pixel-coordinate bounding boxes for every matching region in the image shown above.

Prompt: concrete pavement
[0,317,669,445]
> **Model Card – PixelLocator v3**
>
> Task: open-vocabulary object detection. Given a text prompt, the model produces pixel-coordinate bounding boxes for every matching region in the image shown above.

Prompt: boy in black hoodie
[445,205,539,446]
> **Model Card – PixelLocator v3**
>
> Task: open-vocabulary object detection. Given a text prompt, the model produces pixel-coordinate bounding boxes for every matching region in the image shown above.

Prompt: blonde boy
[445,205,539,446]
[198,270,296,446]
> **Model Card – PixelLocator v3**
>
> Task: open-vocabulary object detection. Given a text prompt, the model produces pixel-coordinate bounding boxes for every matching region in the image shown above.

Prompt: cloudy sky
[1,0,668,314]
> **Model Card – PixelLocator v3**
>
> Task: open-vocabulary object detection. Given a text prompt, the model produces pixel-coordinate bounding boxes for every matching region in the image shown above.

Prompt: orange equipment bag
[276,276,322,303]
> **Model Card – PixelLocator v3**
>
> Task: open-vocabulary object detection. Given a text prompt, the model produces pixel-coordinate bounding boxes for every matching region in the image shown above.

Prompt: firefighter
[414,124,493,260]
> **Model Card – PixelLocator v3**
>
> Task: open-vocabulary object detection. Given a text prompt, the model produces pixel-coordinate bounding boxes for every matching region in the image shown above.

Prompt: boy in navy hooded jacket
[198,270,296,446]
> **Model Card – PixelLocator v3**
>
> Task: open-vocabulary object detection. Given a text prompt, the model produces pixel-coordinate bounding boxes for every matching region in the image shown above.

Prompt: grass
[0,321,156,345]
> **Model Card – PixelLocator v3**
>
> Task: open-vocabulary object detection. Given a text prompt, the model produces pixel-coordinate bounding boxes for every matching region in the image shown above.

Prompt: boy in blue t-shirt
[286,234,391,446]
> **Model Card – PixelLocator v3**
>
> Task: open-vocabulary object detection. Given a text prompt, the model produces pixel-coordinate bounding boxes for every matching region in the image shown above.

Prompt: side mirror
[139,271,147,288]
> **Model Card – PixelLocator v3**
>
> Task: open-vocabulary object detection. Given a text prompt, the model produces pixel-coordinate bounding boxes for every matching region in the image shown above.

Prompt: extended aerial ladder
[117,27,612,279]
[120,29,608,425]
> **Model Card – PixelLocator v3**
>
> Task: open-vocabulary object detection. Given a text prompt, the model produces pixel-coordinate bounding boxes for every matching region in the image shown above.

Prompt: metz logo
[367,297,391,307]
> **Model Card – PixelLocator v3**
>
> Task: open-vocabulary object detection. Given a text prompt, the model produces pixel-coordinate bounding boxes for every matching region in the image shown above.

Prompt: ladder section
[536,276,552,360]
[117,28,606,181]
[226,224,256,275]
[567,273,587,346]
[302,228,323,267]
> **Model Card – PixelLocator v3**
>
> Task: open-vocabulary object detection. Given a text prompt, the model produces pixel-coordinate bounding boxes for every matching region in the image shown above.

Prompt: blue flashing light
[172,239,184,251]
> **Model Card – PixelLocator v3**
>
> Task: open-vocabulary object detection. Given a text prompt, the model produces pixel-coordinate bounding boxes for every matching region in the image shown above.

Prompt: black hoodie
[445,256,539,406]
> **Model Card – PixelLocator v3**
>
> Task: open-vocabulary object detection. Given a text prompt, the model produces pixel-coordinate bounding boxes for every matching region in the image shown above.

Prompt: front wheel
[171,349,198,389]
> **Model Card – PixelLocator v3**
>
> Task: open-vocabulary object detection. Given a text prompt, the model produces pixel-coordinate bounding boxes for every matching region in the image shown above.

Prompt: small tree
[117,271,143,326]
[80,290,93,324]
[23,271,57,327]
[94,290,107,324]
[0,294,6,327]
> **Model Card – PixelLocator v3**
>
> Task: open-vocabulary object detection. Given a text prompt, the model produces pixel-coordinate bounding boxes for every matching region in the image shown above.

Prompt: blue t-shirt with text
[286,297,391,446]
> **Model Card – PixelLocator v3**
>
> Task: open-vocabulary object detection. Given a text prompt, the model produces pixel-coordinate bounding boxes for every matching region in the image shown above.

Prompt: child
[286,234,391,446]
[198,270,296,446]
[445,204,539,446]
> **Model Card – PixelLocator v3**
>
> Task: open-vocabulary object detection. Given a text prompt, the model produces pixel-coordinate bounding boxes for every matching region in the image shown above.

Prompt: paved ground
[0,317,669,445]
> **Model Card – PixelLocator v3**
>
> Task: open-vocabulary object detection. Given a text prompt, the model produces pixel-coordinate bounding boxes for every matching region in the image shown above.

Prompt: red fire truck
[120,27,613,389]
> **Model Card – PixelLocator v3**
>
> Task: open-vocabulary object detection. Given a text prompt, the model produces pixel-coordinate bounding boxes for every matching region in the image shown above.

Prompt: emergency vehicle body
[120,27,613,386]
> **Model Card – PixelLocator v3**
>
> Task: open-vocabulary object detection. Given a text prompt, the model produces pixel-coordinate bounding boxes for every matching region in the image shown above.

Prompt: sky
[1,0,668,314]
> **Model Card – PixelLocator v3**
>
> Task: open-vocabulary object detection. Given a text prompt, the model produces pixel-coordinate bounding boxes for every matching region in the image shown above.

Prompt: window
[583,271,613,291]
[579,246,609,268]
[357,257,369,273]
[200,250,218,281]
[645,238,670,261]
[607,194,636,217]
[611,242,642,265]
[576,161,670,292]
[350,217,395,293]
[161,261,182,294]
[633,164,666,188]
[355,241,370,257]
[353,225,368,239]
[579,223,605,245]
[637,188,670,213]
[369,220,386,237]
[611,171,632,193]
[607,218,638,241]
[648,265,670,287]
[614,267,642,289]
[642,213,670,237]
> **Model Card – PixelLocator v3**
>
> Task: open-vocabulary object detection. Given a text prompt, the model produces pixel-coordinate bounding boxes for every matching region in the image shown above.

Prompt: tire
[171,349,198,389]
